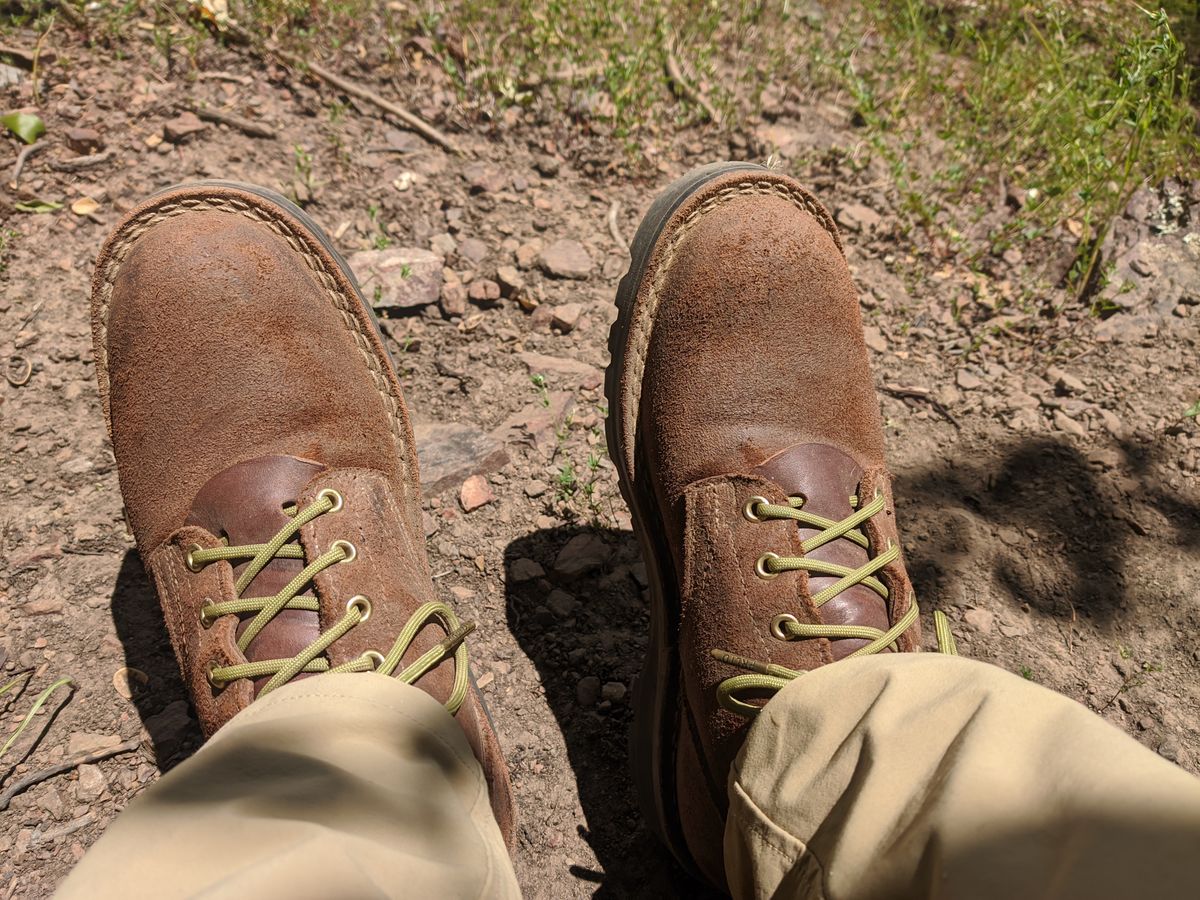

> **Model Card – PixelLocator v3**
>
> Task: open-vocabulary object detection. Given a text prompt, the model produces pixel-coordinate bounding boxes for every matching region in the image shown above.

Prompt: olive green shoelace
[187,491,474,713]
[713,492,957,718]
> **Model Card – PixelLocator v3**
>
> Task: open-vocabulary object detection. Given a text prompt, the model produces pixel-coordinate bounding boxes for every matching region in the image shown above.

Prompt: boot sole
[604,161,767,879]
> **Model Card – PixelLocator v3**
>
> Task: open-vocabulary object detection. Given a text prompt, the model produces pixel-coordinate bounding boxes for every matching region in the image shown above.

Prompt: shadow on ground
[503,432,1199,895]
[110,549,204,769]
[504,525,722,899]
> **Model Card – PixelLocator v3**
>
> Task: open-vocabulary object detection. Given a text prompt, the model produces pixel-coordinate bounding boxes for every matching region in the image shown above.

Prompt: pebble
[862,326,888,353]
[576,676,601,706]
[458,237,489,264]
[962,608,995,634]
[553,533,610,577]
[74,764,107,803]
[65,127,103,154]
[509,557,545,582]
[836,203,882,233]
[539,240,593,279]
[141,700,196,763]
[495,265,524,297]
[600,682,627,703]
[1053,409,1087,437]
[468,278,501,306]
[459,474,495,512]
[1157,735,1183,764]
[440,279,468,317]
[413,423,509,495]
[550,302,583,333]
[955,370,983,390]
[348,248,442,311]
[162,111,208,143]
[1047,366,1086,395]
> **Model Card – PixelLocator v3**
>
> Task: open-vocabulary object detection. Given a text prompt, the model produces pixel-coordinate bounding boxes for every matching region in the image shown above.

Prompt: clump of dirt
[1,13,1198,900]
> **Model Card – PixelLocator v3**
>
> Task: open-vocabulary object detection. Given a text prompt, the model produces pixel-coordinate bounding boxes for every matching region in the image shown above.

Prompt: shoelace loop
[186,490,473,713]
[714,492,956,718]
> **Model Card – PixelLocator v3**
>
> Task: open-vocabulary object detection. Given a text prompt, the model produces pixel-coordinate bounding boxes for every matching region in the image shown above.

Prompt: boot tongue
[752,443,890,659]
[185,455,325,689]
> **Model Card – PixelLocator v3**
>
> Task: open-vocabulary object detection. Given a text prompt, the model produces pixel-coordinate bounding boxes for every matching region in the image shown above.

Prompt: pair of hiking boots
[94,164,933,890]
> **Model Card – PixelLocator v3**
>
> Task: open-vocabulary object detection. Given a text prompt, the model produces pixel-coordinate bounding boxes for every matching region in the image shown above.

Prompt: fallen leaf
[14,199,62,214]
[70,197,99,216]
[1,110,45,144]
[112,666,149,700]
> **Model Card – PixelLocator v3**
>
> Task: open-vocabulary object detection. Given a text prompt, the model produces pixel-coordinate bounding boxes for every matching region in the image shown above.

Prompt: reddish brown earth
[2,17,1199,900]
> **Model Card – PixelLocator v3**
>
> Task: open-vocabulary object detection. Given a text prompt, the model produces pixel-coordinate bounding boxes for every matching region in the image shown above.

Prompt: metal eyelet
[185,543,205,573]
[199,598,218,629]
[742,495,771,522]
[206,660,226,689]
[754,552,781,580]
[363,649,386,671]
[331,539,357,563]
[346,594,372,623]
[317,488,344,513]
[771,613,799,640]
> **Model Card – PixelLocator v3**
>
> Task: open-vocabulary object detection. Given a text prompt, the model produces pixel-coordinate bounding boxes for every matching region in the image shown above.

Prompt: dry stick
[665,46,721,125]
[184,104,276,139]
[0,737,140,812]
[880,383,961,430]
[288,54,462,155]
[10,141,48,187]
[48,149,113,171]
[606,200,625,250]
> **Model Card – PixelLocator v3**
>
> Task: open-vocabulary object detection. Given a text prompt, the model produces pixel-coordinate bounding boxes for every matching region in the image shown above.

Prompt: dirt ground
[2,15,1199,900]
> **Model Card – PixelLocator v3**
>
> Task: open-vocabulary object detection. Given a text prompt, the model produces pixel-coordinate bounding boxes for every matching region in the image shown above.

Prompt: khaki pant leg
[56,674,520,900]
[725,654,1200,900]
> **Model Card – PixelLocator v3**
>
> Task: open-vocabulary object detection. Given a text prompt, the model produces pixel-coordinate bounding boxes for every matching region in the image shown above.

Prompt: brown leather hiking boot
[92,182,514,843]
[606,163,953,889]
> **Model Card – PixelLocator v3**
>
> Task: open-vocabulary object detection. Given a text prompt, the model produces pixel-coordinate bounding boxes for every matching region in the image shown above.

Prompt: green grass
[9,0,1199,309]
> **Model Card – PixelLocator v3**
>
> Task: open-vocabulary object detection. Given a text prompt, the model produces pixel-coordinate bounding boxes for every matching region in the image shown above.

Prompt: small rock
[463,162,507,193]
[836,203,882,233]
[551,302,583,333]
[349,248,442,311]
[1053,409,1087,437]
[518,351,602,387]
[516,241,542,270]
[458,237,489,264]
[547,590,580,618]
[1047,366,1086,395]
[65,127,102,154]
[539,240,593,279]
[510,558,546,582]
[415,423,510,495]
[440,280,468,318]
[459,474,495,512]
[74,765,106,803]
[141,700,196,762]
[1097,408,1126,439]
[996,526,1023,547]
[430,233,457,259]
[533,154,561,177]
[468,278,501,306]
[554,533,610,577]
[576,676,601,706]
[162,111,208,143]
[68,732,122,757]
[862,326,887,353]
[496,265,524,297]
[1157,735,1183,764]
[956,370,983,391]
[962,608,995,634]
[601,682,627,703]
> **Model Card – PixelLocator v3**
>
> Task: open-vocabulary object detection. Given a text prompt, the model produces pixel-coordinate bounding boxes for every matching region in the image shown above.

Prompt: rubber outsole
[603,161,768,880]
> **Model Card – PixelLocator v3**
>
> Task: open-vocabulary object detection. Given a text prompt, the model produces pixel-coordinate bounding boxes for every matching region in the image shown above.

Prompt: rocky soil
[2,17,1199,900]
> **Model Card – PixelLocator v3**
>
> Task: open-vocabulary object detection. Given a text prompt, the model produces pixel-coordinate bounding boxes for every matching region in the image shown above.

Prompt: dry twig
[10,141,48,187]
[183,104,276,139]
[0,738,140,812]
[48,149,114,171]
[606,201,625,250]
[880,383,961,429]
[665,44,721,125]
